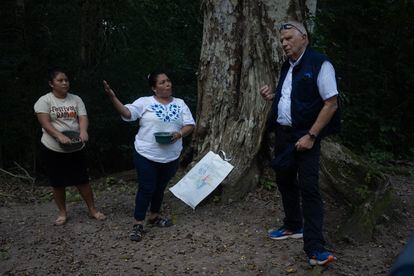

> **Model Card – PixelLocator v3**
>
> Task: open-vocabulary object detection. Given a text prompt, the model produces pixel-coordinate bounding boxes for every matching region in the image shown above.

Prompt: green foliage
[0,0,202,173]
[313,0,414,161]
[213,195,221,203]
[2,0,412,176]
[65,190,82,203]
[0,248,10,261]
[354,185,370,201]
[105,177,118,186]
[260,178,276,191]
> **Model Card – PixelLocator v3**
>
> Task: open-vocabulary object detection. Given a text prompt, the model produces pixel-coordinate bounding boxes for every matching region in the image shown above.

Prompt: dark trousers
[133,151,179,221]
[274,126,325,256]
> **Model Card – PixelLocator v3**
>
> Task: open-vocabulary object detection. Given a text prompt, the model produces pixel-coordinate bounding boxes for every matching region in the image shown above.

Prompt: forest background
[1,0,413,179]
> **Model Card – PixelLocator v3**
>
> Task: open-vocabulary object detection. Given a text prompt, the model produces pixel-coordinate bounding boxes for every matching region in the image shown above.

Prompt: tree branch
[0,162,35,184]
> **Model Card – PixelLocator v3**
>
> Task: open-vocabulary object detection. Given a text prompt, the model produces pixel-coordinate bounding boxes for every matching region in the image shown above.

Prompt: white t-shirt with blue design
[122,96,195,163]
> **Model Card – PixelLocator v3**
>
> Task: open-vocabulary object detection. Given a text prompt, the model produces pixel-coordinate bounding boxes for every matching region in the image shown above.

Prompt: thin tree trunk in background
[192,0,314,202]
[80,0,101,69]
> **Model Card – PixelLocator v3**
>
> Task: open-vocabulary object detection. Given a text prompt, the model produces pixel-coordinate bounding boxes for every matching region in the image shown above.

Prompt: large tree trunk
[191,0,397,242]
[193,0,314,202]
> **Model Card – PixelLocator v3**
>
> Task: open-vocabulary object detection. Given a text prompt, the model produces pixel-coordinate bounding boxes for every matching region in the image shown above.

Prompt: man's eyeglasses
[279,23,304,35]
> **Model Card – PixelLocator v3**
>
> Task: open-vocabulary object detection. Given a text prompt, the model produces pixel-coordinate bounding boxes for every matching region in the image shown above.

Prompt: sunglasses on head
[279,23,304,35]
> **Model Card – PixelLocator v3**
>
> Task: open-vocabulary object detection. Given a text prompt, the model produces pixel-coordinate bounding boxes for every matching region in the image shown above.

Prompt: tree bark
[319,139,396,243]
[192,0,397,242]
[192,0,315,202]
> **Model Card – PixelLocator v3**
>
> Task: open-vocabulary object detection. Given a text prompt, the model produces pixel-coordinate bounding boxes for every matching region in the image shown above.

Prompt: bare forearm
[103,80,131,119]
[180,125,195,137]
[43,124,62,139]
[109,95,131,119]
[36,114,66,140]
[171,124,195,142]
[78,115,89,133]
[309,96,338,136]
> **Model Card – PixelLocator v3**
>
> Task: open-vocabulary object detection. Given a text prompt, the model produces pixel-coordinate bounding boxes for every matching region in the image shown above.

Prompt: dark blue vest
[271,47,340,139]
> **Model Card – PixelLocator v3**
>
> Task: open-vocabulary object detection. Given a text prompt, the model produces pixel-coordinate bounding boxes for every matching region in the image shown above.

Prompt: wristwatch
[307,132,317,140]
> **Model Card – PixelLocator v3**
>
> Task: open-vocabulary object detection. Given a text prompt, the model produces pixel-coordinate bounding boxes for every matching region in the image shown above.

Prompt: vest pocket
[295,78,316,102]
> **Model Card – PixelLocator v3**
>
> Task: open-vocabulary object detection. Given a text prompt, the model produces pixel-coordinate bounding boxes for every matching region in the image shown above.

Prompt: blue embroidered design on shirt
[150,103,181,122]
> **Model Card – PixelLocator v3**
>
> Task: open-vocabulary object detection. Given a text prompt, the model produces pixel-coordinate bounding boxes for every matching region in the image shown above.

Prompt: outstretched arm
[103,80,131,119]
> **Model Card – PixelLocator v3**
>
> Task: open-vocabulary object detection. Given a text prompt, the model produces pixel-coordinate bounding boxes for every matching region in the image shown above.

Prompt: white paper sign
[170,151,234,209]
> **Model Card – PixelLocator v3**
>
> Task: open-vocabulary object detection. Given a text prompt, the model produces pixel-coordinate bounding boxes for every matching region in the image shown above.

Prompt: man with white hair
[260,20,340,266]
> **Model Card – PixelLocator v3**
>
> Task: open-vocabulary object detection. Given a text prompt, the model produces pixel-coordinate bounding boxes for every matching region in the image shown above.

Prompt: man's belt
[276,124,293,132]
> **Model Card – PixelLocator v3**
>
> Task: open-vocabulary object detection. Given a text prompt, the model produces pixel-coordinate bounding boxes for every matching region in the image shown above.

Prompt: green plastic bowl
[59,130,84,151]
[154,132,173,144]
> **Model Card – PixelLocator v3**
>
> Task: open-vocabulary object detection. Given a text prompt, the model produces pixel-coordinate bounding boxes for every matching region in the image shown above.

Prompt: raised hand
[259,85,275,101]
[103,80,131,119]
[103,80,116,98]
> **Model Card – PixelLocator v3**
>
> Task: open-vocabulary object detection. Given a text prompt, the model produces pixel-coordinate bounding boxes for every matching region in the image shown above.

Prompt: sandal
[147,217,173,227]
[90,211,106,221]
[54,215,67,226]
[130,224,144,242]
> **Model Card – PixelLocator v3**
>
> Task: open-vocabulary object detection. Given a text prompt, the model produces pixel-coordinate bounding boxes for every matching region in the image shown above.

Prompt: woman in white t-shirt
[34,67,105,225]
[104,70,195,242]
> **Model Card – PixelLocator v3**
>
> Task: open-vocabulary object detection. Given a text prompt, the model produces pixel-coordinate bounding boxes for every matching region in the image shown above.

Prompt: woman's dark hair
[47,66,68,81]
[147,69,168,87]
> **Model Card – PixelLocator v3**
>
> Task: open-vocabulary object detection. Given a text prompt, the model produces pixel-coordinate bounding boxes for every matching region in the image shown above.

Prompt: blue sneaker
[308,251,337,266]
[268,227,303,240]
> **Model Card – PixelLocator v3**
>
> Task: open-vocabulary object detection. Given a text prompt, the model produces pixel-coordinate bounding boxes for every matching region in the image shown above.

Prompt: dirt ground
[0,171,413,275]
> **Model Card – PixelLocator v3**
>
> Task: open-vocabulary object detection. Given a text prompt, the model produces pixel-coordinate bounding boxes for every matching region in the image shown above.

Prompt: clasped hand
[170,131,182,143]
[295,134,314,151]
[259,85,275,101]
[57,131,88,144]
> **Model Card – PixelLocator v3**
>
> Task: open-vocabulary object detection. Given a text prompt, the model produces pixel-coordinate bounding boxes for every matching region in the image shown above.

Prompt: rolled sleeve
[182,103,195,125]
[34,98,49,114]
[75,96,87,116]
[317,61,339,100]
[122,98,145,122]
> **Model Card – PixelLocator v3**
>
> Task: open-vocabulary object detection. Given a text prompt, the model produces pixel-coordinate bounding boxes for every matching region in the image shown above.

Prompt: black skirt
[40,143,89,187]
